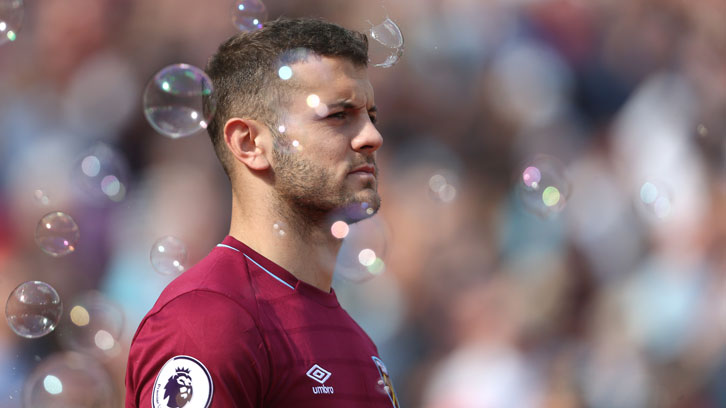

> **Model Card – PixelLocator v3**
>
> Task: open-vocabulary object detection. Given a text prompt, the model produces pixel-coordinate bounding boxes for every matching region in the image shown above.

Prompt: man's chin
[332,194,380,224]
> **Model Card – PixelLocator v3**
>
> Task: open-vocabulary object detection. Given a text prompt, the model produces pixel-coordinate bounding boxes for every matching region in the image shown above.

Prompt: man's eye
[327,112,347,120]
[369,115,378,124]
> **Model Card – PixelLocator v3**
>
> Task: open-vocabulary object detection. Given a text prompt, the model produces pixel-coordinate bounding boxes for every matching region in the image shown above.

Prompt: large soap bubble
[367,17,404,68]
[58,292,125,361]
[70,143,129,204]
[35,212,80,257]
[232,0,267,32]
[5,281,62,339]
[22,352,115,408]
[150,236,189,275]
[143,63,215,138]
[335,215,389,283]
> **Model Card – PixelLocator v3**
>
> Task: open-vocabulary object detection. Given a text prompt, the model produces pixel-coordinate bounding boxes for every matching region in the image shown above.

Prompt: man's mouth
[349,164,376,176]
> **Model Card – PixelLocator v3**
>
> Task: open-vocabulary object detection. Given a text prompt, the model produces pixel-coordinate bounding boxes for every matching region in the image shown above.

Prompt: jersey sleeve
[125,290,269,408]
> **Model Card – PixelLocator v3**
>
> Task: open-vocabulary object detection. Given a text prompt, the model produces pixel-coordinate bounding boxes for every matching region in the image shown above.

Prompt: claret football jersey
[125,236,400,408]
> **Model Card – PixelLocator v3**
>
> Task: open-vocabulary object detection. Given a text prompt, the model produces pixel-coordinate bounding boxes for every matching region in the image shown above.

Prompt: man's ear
[223,117,272,171]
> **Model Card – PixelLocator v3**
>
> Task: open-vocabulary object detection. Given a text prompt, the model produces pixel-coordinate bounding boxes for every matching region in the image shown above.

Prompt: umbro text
[312,385,335,394]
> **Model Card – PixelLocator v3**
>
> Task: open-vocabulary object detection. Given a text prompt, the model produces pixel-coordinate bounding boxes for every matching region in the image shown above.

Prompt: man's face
[270,56,382,223]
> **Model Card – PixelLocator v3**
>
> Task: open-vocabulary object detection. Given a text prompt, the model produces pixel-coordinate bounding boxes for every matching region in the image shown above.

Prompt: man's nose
[351,120,383,153]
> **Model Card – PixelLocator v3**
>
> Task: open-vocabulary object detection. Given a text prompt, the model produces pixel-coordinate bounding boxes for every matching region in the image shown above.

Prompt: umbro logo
[306,364,331,384]
[306,364,334,394]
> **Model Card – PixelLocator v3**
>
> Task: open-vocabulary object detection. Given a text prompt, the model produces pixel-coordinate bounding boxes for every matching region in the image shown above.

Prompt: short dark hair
[204,18,369,176]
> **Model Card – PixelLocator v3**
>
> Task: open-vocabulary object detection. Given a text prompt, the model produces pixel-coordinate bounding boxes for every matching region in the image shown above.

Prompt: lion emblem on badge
[163,367,193,407]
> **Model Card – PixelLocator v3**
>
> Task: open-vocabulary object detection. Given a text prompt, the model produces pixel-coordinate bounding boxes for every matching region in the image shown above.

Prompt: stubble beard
[271,144,381,235]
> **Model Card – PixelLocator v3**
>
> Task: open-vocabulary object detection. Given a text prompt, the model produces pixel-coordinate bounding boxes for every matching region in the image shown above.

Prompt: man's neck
[228,195,342,293]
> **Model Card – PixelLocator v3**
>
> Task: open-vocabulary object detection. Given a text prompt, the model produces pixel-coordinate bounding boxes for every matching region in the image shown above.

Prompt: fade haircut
[204,18,369,177]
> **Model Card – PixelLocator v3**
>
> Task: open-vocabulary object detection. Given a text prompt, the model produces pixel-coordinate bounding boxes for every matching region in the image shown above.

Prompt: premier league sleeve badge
[372,356,400,408]
[152,355,213,408]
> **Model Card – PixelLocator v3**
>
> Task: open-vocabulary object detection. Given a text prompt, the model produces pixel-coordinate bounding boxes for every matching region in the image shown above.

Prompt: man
[125,18,400,408]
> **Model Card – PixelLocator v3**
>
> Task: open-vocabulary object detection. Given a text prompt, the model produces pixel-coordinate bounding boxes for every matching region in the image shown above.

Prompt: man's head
[204,18,369,174]
[204,18,383,225]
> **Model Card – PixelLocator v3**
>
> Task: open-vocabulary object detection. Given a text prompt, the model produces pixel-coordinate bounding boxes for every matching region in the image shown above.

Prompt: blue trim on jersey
[216,243,239,252]
[217,243,295,291]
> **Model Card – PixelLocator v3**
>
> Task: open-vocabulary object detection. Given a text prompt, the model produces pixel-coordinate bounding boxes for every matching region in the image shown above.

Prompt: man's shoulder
[153,245,255,311]
[126,249,271,408]
[137,245,260,335]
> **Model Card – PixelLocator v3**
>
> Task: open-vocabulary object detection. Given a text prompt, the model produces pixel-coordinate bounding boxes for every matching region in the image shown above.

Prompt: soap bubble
[143,63,215,138]
[331,220,350,239]
[58,292,124,360]
[5,281,62,339]
[70,143,129,204]
[35,212,80,257]
[150,236,188,275]
[333,201,378,225]
[428,169,459,203]
[516,154,571,218]
[636,180,673,220]
[278,65,292,80]
[232,0,267,31]
[22,352,114,408]
[335,215,388,283]
[0,0,23,46]
[367,17,404,68]
[34,189,50,206]
[696,124,708,137]
[273,124,303,155]
[272,221,287,238]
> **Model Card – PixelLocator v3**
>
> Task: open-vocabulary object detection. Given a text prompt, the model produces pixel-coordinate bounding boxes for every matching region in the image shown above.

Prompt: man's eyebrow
[325,100,356,110]
[326,99,377,112]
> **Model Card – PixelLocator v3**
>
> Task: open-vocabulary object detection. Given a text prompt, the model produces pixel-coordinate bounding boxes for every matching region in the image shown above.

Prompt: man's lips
[349,164,376,176]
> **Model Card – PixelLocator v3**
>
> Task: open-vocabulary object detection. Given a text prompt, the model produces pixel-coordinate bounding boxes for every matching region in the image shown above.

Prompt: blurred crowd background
[1,0,725,406]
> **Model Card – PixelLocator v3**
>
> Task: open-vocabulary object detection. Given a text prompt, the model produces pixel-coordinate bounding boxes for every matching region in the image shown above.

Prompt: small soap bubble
[71,144,128,204]
[314,104,329,117]
[428,174,447,192]
[272,221,287,238]
[428,170,459,203]
[522,166,541,189]
[358,248,377,266]
[150,236,188,275]
[232,0,267,32]
[0,0,23,46]
[331,220,350,239]
[367,257,385,275]
[81,156,100,177]
[143,63,215,138]
[35,212,80,257]
[306,94,320,108]
[100,175,121,197]
[696,124,708,137]
[278,65,292,80]
[22,352,114,408]
[58,292,124,360]
[273,127,303,155]
[335,216,388,283]
[367,17,404,68]
[334,202,378,224]
[516,154,571,218]
[33,189,50,206]
[637,180,673,220]
[5,281,62,339]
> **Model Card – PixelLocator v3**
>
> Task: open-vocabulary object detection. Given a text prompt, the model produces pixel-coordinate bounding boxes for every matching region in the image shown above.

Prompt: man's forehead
[285,55,373,102]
